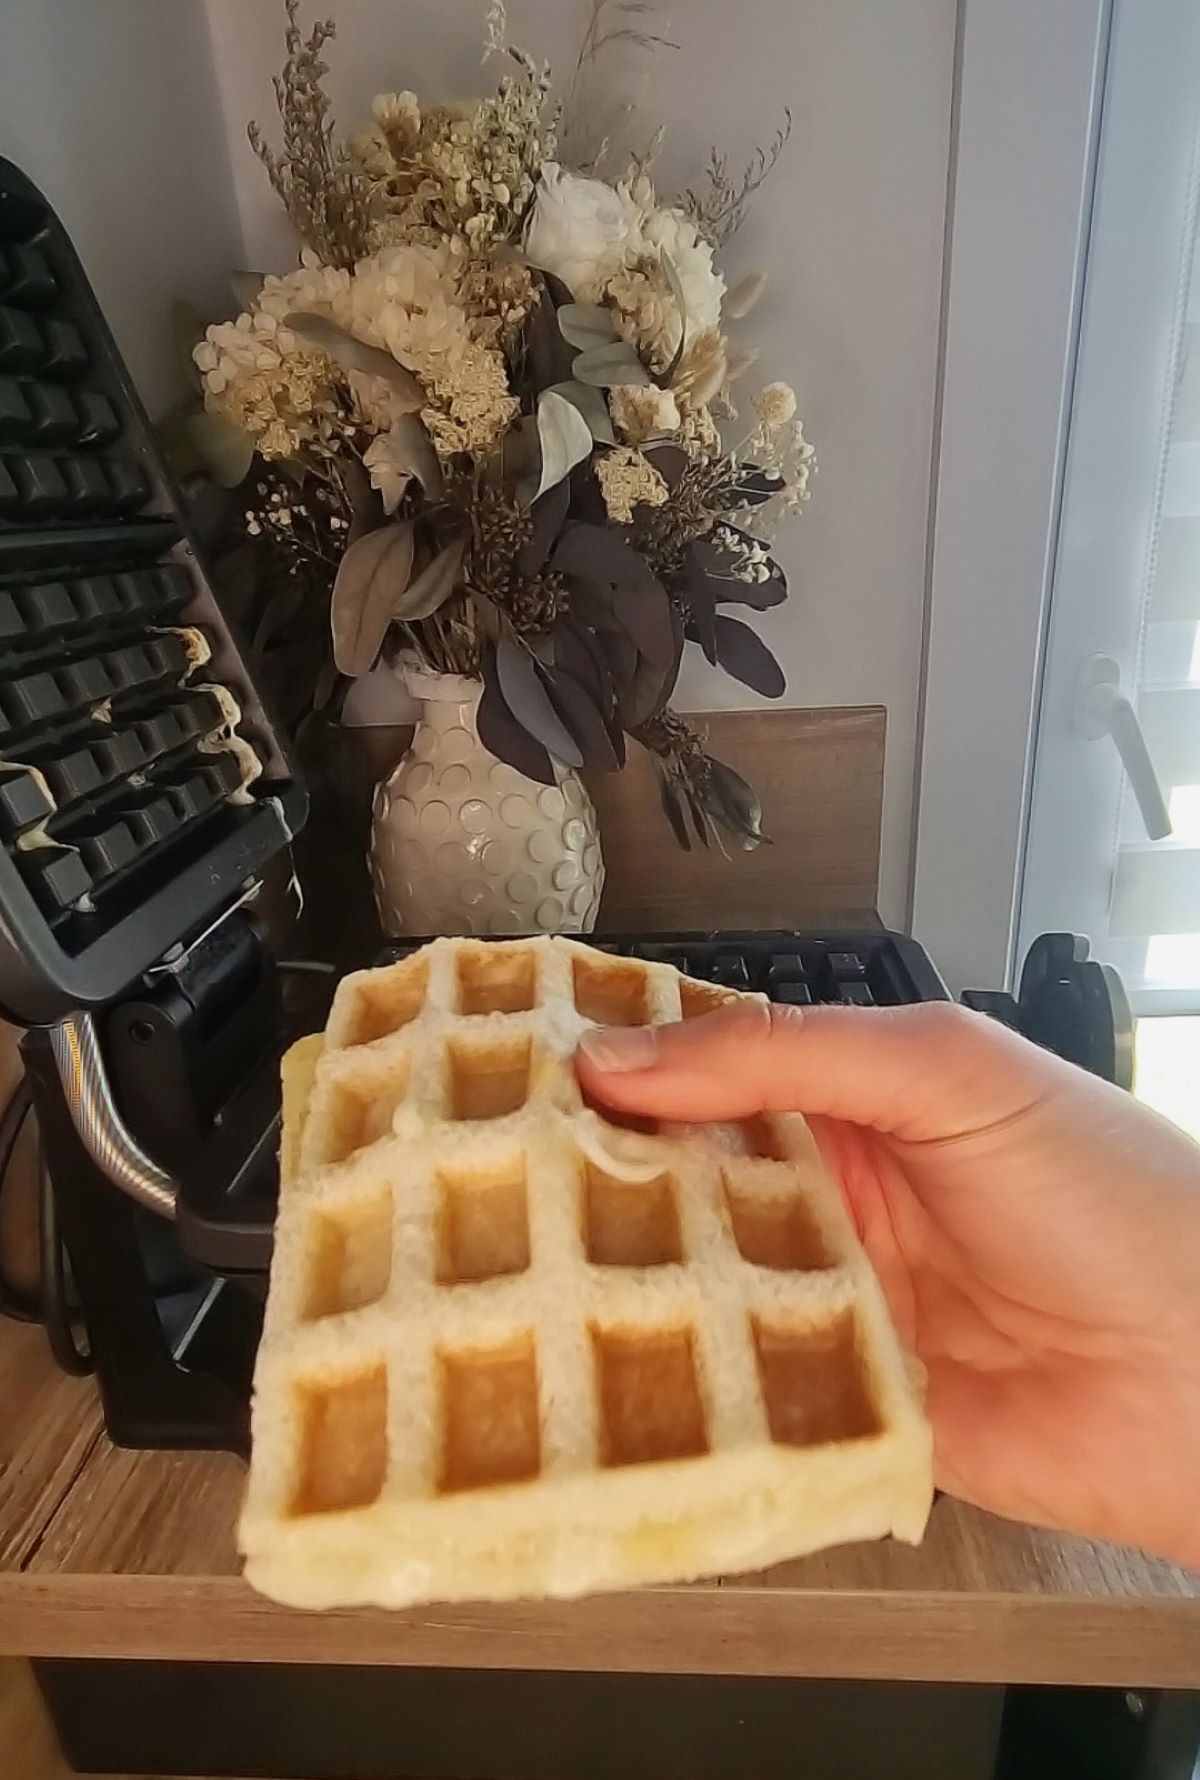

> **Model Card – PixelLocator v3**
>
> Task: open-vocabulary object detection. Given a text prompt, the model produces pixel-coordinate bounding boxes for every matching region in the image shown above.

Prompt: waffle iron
[0,157,1134,1459]
[0,155,305,1447]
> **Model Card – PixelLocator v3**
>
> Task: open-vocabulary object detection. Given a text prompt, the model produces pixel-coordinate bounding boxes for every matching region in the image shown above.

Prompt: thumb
[575,998,1066,1142]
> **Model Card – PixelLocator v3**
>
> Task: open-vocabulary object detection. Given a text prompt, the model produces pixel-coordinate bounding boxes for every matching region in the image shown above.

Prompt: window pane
[1134,1015,1200,1139]
[1018,0,1200,1012]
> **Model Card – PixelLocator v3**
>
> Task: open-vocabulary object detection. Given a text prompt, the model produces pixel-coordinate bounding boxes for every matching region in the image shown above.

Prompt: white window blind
[1109,202,1200,1003]
[1018,0,1200,1017]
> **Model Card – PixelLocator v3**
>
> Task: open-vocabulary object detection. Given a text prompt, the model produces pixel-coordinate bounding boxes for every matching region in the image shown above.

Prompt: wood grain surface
[1,1349,1198,1686]
[0,1323,101,1572]
[592,708,885,931]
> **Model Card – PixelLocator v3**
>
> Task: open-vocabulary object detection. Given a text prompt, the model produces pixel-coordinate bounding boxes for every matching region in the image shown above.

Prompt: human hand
[576,1001,1200,1567]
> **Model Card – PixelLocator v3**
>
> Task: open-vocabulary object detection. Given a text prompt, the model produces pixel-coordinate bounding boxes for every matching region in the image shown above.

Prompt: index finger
[575,998,1063,1142]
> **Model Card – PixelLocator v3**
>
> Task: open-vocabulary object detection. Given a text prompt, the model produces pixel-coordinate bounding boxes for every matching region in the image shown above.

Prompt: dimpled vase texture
[369,672,605,937]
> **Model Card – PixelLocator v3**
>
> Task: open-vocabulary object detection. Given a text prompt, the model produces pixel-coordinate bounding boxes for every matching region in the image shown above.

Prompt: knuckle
[901,999,990,1047]
[766,999,805,1038]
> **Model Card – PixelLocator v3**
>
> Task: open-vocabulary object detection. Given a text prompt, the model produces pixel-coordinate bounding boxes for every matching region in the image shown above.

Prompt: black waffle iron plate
[0,157,305,1026]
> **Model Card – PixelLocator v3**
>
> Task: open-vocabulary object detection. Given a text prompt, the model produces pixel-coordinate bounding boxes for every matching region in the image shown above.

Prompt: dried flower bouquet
[192,0,814,850]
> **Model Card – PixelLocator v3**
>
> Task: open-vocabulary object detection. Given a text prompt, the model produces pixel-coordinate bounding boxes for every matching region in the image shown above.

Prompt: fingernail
[579,1025,658,1072]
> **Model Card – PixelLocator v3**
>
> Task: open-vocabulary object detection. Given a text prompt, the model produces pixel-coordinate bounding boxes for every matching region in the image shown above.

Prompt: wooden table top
[2,1320,1198,1687]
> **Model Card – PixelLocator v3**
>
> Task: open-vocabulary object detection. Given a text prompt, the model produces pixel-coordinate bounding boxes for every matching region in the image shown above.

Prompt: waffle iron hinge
[20,904,285,1454]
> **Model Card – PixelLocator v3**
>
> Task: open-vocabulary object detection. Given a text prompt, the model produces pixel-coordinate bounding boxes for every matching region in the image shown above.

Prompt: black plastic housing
[383,926,953,1009]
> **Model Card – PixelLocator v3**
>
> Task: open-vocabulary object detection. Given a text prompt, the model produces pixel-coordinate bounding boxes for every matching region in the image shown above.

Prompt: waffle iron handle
[962,931,1135,1091]
[21,1025,251,1454]
[47,1013,176,1218]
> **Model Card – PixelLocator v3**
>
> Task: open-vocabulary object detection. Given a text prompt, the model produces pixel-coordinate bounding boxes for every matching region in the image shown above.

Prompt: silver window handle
[1073,655,1173,840]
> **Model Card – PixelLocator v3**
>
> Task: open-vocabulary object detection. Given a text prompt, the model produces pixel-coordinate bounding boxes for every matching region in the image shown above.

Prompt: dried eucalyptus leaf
[184,409,255,489]
[230,270,266,311]
[597,622,641,689]
[714,571,787,612]
[495,633,584,768]
[685,788,712,848]
[553,525,676,670]
[495,413,541,496]
[395,534,466,623]
[555,617,614,714]
[568,582,625,640]
[704,754,771,846]
[534,389,594,502]
[557,303,622,351]
[384,413,445,502]
[312,657,342,716]
[684,552,719,664]
[341,455,385,544]
[611,582,677,672]
[659,252,689,385]
[657,605,686,717]
[694,531,787,610]
[552,522,663,598]
[712,613,785,698]
[573,342,654,388]
[545,668,621,772]
[526,278,577,391]
[541,271,575,308]
[284,311,425,411]
[545,380,616,446]
[657,772,692,852]
[519,481,571,576]
[473,591,502,643]
[617,653,667,729]
[173,300,209,395]
[251,582,305,654]
[661,253,689,332]
[340,453,374,513]
[330,521,415,676]
[644,442,689,486]
[478,648,557,785]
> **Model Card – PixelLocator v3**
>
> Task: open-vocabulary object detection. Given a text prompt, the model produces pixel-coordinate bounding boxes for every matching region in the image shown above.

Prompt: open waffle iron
[0,155,305,1447]
[0,157,1134,1459]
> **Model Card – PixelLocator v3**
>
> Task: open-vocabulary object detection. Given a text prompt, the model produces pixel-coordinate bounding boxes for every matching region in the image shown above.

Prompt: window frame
[910,0,1112,993]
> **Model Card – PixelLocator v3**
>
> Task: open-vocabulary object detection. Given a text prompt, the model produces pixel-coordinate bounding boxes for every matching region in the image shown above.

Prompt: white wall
[0,0,241,417]
[204,0,958,924]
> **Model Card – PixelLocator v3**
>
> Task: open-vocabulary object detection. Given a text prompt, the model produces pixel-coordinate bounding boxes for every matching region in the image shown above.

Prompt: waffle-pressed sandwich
[241,935,933,1609]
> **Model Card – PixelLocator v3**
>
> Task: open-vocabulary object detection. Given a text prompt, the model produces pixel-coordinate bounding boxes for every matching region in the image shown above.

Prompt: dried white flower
[524,162,640,297]
[202,246,519,462]
[596,446,669,524]
[754,381,797,428]
[374,90,421,134]
[609,383,681,444]
[626,204,725,351]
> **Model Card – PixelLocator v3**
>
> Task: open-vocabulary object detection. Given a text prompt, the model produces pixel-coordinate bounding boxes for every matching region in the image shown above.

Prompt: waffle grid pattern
[243,936,933,1607]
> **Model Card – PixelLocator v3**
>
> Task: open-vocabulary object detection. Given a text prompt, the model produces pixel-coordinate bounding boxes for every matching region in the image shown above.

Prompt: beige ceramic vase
[369,670,605,938]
